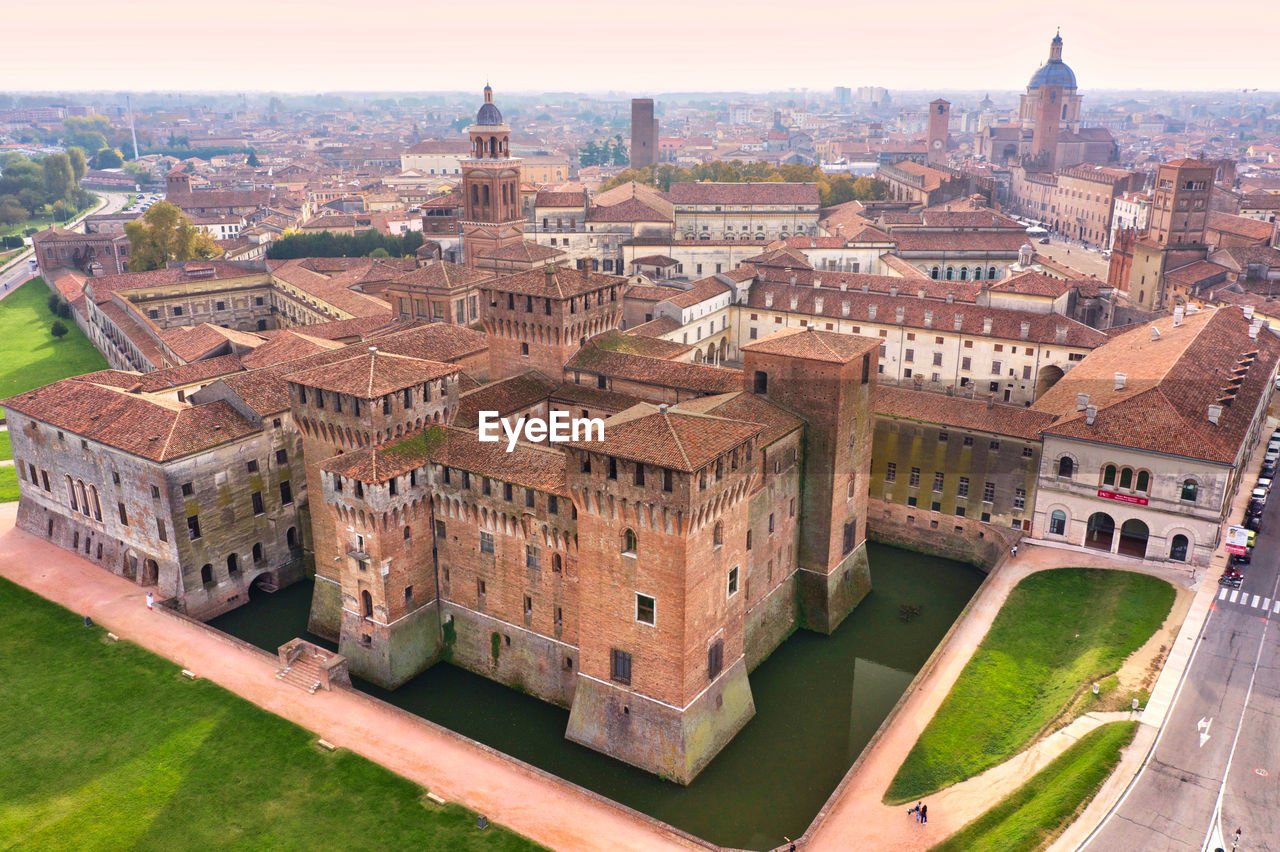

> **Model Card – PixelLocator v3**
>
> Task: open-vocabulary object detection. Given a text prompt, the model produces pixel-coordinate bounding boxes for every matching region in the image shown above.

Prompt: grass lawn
[0,430,10,460]
[0,577,543,851]
[886,568,1173,803]
[0,277,108,399]
[0,466,16,502]
[929,721,1138,852]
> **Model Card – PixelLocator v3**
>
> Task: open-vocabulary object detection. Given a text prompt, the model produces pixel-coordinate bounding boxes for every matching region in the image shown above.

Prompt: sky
[3,0,1278,95]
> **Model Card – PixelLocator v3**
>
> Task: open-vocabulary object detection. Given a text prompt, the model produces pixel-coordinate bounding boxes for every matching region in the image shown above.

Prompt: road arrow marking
[1198,716,1213,748]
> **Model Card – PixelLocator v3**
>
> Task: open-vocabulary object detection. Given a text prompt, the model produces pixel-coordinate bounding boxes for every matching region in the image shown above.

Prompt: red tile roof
[283,349,457,398]
[566,403,761,472]
[668,182,819,206]
[741,326,879,364]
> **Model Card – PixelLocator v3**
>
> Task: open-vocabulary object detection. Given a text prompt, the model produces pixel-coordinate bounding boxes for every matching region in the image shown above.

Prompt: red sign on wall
[1097,490,1149,506]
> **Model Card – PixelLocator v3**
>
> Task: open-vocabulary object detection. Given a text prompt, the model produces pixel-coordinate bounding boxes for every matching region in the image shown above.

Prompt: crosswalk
[1217,586,1280,614]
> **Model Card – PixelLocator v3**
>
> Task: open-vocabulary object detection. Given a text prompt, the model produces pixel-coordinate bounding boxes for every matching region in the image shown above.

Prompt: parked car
[1261,461,1277,477]
[1247,499,1266,518]
[1246,515,1262,532]
[1259,477,1274,493]
[1038,237,1051,244]
[1230,553,1251,569]
[1251,486,1269,502]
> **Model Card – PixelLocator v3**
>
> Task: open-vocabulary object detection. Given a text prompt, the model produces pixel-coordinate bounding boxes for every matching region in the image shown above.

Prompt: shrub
[50,320,68,338]
[47,292,60,314]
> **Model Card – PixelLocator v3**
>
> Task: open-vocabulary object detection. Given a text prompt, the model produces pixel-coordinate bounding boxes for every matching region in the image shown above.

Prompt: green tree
[0,196,24,226]
[246,149,260,167]
[368,247,390,257]
[42,153,75,204]
[93,148,124,169]
[63,115,113,154]
[50,320,68,339]
[66,147,87,182]
[123,201,221,271]
[51,200,70,221]
[0,156,45,201]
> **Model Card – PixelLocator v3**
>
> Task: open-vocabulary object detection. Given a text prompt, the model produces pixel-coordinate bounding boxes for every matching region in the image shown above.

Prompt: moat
[211,542,984,849]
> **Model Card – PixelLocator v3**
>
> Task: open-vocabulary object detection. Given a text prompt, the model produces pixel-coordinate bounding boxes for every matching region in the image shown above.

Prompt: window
[932,351,943,367]
[961,356,971,371]
[983,481,995,502]
[727,566,739,597]
[842,520,856,555]
[276,449,287,465]
[1014,489,1026,510]
[477,579,487,600]
[503,482,513,501]
[181,482,194,497]
[524,595,532,616]
[958,477,969,497]
[989,440,1000,451]
[636,593,656,625]
[1058,457,1074,478]
[1103,464,1117,486]
[480,531,494,553]
[1049,510,1067,535]
[622,528,637,555]
[909,467,920,487]
[1119,468,1133,490]
[188,515,201,540]
[991,360,1002,375]
[279,481,293,505]
[246,460,259,473]
[663,468,673,492]
[768,513,775,534]
[482,477,491,496]
[933,472,944,492]
[904,348,914,363]
[885,462,896,482]
[1022,446,1033,458]
[713,522,723,548]
[525,488,535,508]
[707,639,724,679]
[1180,479,1198,502]
[548,495,558,514]
[157,518,167,542]
[610,649,632,685]
[251,491,264,515]
[1135,470,1150,494]
[939,431,949,443]
[753,371,768,393]
[526,544,541,569]
[200,564,213,585]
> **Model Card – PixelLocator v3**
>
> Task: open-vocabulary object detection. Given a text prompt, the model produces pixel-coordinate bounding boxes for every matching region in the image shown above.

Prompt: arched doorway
[705,343,716,364]
[361,590,374,619]
[718,339,727,362]
[1036,365,1065,398]
[1169,534,1189,562]
[141,559,158,586]
[1118,519,1149,558]
[1085,512,1115,551]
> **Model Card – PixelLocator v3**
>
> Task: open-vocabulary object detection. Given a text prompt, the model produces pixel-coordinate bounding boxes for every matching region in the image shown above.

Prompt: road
[1034,235,1111,281]
[0,191,132,299]
[1081,482,1280,852]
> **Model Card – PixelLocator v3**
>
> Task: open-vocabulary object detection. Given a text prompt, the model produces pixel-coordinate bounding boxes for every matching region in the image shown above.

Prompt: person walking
[145,591,154,610]
[1011,544,1018,558]
[920,804,928,825]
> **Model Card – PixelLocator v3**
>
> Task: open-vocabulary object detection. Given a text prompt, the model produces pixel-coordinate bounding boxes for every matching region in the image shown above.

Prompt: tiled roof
[477,241,566,263]
[323,425,569,494]
[84,262,263,301]
[1034,307,1280,463]
[1206,212,1275,243]
[584,329,691,360]
[587,197,672,223]
[549,382,642,414]
[893,230,1030,253]
[487,265,623,299]
[404,139,470,155]
[1164,260,1229,287]
[674,391,804,447]
[238,331,344,370]
[534,190,587,208]
[986,271,1072,298]
[661,276,730,308]
[393,260,492,291]
[668,182,819,206]
[3,377,258,462]
[875,386,1054,441]
[362,320,489,362]
[627,315,683,337]
[267,258,399,317]
[283,349,458,398]
[134,354,245,391]
[741,327,879,364]
[454,371,557,427]
[566,403,761,472]
[160,323,266,362]
[568,344,741,394]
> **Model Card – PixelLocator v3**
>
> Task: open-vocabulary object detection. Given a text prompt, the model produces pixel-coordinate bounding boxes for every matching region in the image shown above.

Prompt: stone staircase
[276,650,325,694]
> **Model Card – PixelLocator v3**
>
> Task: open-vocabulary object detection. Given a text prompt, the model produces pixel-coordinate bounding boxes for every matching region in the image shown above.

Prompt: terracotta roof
[875,386,1054,441]
[661,276,731,308]
[627,315,683,337]
[363,322,489,363]
[84,262,263,301]
[584,329,691,360]
[673,391,804,447]
[1206,212,1275,243]
[394,260,492,291]
[741,326,879,364]
[487,265,623,299]
[1034,307,1280,463]
[238,331,345,370]
[134,354,245,391]
[565,403,761,472]
[283,349,457,398]
[1164,260,1229,288]
[587,197,672,223]
[986,271,1072,298]
[160,323,266,362]
[476,241,566,264]
[549,382,642,414]
[454,371,557,428]
[893,230,1030,253]
[631,256,680,269]
[534,190,587,208]
[3,377,258,462]
[568,345,741,394]
[323,425,569,494]
[668,182,819,206]
[403,139,470,155]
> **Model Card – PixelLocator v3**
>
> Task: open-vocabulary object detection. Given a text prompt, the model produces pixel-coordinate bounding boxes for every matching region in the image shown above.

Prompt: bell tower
[460,84,525,268]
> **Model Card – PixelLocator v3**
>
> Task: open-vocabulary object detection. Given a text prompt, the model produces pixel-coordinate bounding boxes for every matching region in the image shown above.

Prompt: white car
[1259,477,1274,492]
[1252,487,1269,502]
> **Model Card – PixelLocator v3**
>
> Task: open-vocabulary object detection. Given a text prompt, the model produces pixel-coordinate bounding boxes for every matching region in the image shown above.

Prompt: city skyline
[4,0,1278,95]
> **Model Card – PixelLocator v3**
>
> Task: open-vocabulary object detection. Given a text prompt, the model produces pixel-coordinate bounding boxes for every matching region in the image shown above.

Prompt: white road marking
[1265,598,1272,610]
[1252,595,1262,608]
[1230,590,1240,603]
[1220,588,1229,600]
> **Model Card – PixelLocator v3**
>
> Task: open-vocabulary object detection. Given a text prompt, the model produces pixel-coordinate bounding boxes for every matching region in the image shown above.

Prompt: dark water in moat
[211,543,984,850]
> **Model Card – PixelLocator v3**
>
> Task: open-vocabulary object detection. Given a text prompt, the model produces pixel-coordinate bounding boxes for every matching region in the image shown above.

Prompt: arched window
[930,266,940,280]
[988,266,997,279]
[1119,467,1133,489]
[1102,465,1117,486]
[622,528,637,555]
[227,553,238,574]
[252,543,263,563]
[1180,480,1198,502]
[1049,509,1067,535]
[552,553,563,573]
[200,564,213,585]
[1135,470,1150,493]
[973,266,983,281]
[403,525,412,540]
[89,485,102,521]
[362,590,373,619]
[713,522,723,548]
[286,527,298,549]
[66,475,78,512]
[945,267,954,280]
[1169,534,1189,562]
[1057,457,1074,478]
[959,267,969,280]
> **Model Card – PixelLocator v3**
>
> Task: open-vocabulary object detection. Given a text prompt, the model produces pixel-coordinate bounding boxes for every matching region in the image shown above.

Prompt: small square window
[727,566,739,597]
[247,460,259,473]
[181,482,194,496]
[636,593,656,625]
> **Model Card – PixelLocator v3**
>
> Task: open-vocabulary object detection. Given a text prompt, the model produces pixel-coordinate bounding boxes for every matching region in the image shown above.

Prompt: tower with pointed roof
[460,85,526,268]
[1019,30,1083,170]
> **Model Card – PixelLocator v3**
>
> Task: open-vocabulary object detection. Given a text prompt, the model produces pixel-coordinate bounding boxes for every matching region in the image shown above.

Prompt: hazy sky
[4,0,1278,94]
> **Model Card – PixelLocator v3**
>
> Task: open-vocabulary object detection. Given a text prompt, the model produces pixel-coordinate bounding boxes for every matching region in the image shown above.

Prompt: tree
[123,161,150,185]
[123,201,221,271]
[51,200,70,221]
[246,149,260,167]
[50,320,68,339]
[0,156,45,201]
[42,153,75,205]
[0,196,24,226]
[368,247,390,258]
[93,147,124,169]
[63,115,113,154]
[48,292,61,314]
[66,147,87,183]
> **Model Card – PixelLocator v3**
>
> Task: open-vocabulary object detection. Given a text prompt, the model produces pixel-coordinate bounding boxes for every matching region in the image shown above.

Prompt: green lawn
[0,196,99,238]
[0,430,10,460]
[887,568,1173,803]
[929,721,1138,852]
[0,466,16,502]
[0,577,542,851]
[0,277,108,399]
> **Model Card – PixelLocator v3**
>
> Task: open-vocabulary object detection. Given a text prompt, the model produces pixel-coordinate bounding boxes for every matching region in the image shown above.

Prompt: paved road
[1034,235,1111,280]
[0,191,131,300]
[1082,488,1280,852]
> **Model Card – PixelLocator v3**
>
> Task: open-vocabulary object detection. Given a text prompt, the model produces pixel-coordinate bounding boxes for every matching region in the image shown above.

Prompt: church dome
[475,84,503,126]
[1028,60,1077,90]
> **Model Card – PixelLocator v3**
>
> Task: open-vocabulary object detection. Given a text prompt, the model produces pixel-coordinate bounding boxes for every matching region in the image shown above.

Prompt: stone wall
[867,498,1014,569]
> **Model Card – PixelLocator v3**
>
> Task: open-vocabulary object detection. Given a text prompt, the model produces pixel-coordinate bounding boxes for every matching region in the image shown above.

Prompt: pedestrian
[1011,544,1018,558]
[145,591,154,610]
[920,804,928,824]
[908,802,920,821]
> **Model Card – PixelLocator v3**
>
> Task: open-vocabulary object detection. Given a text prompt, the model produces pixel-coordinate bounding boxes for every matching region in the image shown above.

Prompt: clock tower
[927,99,950,166]
[459,85,525,268]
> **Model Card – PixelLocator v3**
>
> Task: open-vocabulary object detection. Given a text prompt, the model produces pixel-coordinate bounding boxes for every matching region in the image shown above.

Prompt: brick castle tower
[927,99,950,166]
[459,85,525,268]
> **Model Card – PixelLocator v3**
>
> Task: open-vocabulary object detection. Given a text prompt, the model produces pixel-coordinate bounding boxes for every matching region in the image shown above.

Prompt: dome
[1028,60,1077,90]
[475,83,503,125]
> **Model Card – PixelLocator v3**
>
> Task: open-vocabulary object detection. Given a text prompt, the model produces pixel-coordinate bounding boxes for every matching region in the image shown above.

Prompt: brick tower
[459,85,525,268]
[479,265,624,381]
[563,404,763,784]
[630,98,658,169]
[927,99,950,165]
[284,348,459,644]
[740,328,878,633]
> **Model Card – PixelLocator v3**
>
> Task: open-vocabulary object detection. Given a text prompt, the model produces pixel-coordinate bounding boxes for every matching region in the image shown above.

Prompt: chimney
[895,306,905,324]
[764,292,774,308]
[789,295,798,311]
[918,288,926,299]
[1055,325,1068,344]
[924,311,934,328]
[986,394,995,409]
[1208,404,1223,425]
[1020,321,1031,339]
[1173,305,1185,326]
[946,292,955,303]
[954,314,963,331]
[861,282,870,293]
[1085,404,1097,426]
[658,403,669,414]
[544,263,555,286]
[839,281,848,291]
[1244,305,1255,320]
[813,277,822,289]
[889,285,898,297]
[814,296,824,313]
[1249,323,1259,341]
[1076,392,1089,411]
[841,301,850,317]
[1150,326,1161,341]
[982,316,993,334]
[1114,372,1126,390]
[868,304,878,320]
